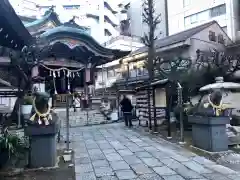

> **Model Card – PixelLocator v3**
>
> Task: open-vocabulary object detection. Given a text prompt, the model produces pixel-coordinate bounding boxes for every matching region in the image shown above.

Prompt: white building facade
[10,0,121,44]
[9,0,39,18]
[36,0,120,43]
[167,0,240,41]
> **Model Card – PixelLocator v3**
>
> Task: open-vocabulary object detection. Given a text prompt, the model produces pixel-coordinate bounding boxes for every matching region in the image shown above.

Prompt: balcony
[104,8,119,26]
[104,22,119,37]
[102,35,142,47]
[104,0,118,14]
[115,69,149,85]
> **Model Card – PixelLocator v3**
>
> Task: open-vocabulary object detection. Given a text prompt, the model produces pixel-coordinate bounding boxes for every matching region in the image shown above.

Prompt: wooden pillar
[166,83,172,138]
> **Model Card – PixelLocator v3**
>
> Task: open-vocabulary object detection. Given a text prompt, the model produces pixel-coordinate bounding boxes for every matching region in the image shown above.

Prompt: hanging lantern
[58,70,60,77]
[49,70,52,76]
[53,71,56,78]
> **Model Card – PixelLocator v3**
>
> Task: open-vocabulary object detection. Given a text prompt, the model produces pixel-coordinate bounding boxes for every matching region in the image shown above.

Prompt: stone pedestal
[189,115,229,152]
[25,119,60,168]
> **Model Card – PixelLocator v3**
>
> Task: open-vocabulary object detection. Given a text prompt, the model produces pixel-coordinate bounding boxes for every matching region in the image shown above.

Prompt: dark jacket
[120,97,133,112]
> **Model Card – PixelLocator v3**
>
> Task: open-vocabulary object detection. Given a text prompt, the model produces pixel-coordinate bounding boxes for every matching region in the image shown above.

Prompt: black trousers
[123,112,132,127]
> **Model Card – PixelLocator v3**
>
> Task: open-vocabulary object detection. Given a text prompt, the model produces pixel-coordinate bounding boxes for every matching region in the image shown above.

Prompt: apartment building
[94,0,170,92]
[10,0,121,44]
[168,0,240,41]
[9,0,39,18]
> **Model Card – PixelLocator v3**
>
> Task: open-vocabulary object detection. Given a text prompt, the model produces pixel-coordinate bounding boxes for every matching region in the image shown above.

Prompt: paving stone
[102,149,116,154]
[90,153,106,160]
[130,163,153,175]
[135,141,150,147]
[161,158,203,179]
[153,166,177,176]
[67,122,240,180]
[161,175,185,180]
[94,167,114,177]
[160,158,183,169]
[75,157,91,164]
[135,151,153,158]
[115,169,137,179]
[205,164,237,175]
[141,157,163,167]
[106,153,123,161]
[75,153,89,158]
[118,149,134,156]
[202,173,231,180]
[192,156,216,165]
[76,172,96,180]
[109,141,126,150]
[92,160,109,167]
[122,155,142,165]
[174,166,204,179]
[96,176,119,180]
[128,145,143,152]
[151,151,170,160]
[171,154,189,162]
[98,143,112,150]
[182,161,213,173]
[75,163,93,174]
[143,146,159,153]
[138,173,163,180]
[88,149,102,155]
[130,138,143,143]
[110,160,130,170]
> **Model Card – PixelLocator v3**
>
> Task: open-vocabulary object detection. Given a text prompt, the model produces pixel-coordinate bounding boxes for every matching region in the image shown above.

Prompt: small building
[114,20,232,125]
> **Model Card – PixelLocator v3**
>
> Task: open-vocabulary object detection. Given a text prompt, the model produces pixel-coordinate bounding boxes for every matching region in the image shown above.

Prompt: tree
[3,45,39,129]
[141,0,161,131]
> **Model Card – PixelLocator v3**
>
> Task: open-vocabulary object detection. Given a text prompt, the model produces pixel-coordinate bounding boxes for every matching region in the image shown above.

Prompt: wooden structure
[0,4,130,109]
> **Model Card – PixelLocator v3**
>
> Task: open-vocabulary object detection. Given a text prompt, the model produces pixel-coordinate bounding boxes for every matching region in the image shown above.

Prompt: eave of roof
[0,0,33,50]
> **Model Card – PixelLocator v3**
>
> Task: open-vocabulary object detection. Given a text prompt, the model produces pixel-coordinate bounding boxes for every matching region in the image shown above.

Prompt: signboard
[52,94,73,108]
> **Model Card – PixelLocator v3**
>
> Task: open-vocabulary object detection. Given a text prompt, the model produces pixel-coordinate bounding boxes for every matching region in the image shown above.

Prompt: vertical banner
[31,65,39,78]
[85,63,92,83]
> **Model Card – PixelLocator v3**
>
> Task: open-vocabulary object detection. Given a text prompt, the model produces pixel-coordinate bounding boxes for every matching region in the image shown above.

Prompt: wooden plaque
[52,94,73,108]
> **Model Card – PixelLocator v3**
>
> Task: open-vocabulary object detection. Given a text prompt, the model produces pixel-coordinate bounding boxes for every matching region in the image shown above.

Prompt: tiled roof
[133,21,217,55]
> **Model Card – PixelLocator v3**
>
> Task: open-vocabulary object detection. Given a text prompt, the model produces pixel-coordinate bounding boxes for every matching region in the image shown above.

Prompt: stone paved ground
[66,123,240,180]
[56,108,107,127]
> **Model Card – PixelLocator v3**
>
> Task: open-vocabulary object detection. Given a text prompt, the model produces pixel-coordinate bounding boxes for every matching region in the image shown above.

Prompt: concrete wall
[128,0,167,39]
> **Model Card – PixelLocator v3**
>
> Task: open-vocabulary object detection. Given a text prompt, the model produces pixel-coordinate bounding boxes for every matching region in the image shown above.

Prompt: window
[63,5,80,10]
[107,69,115,77]
[190,14,197,24]
[184,10,210,27]
[209,31,216,42]
[218,34,224,44]
[183,0,191,7]
[184,16,191,26]
[197,10,209,22]
[185,14,198,26]
[210,4,226,18]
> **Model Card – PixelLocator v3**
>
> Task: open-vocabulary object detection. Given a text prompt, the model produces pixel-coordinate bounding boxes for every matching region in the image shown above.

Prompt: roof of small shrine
[37,24,130,65]
[32,8,130,66]
[0,0,33,50]
[0,3,130,66]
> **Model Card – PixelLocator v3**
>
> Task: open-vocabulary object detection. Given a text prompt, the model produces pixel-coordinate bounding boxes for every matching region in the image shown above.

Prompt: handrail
[102,35,142,46]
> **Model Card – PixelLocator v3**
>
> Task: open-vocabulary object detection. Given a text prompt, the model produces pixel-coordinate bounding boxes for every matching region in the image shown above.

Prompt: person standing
[120,95,133,127]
